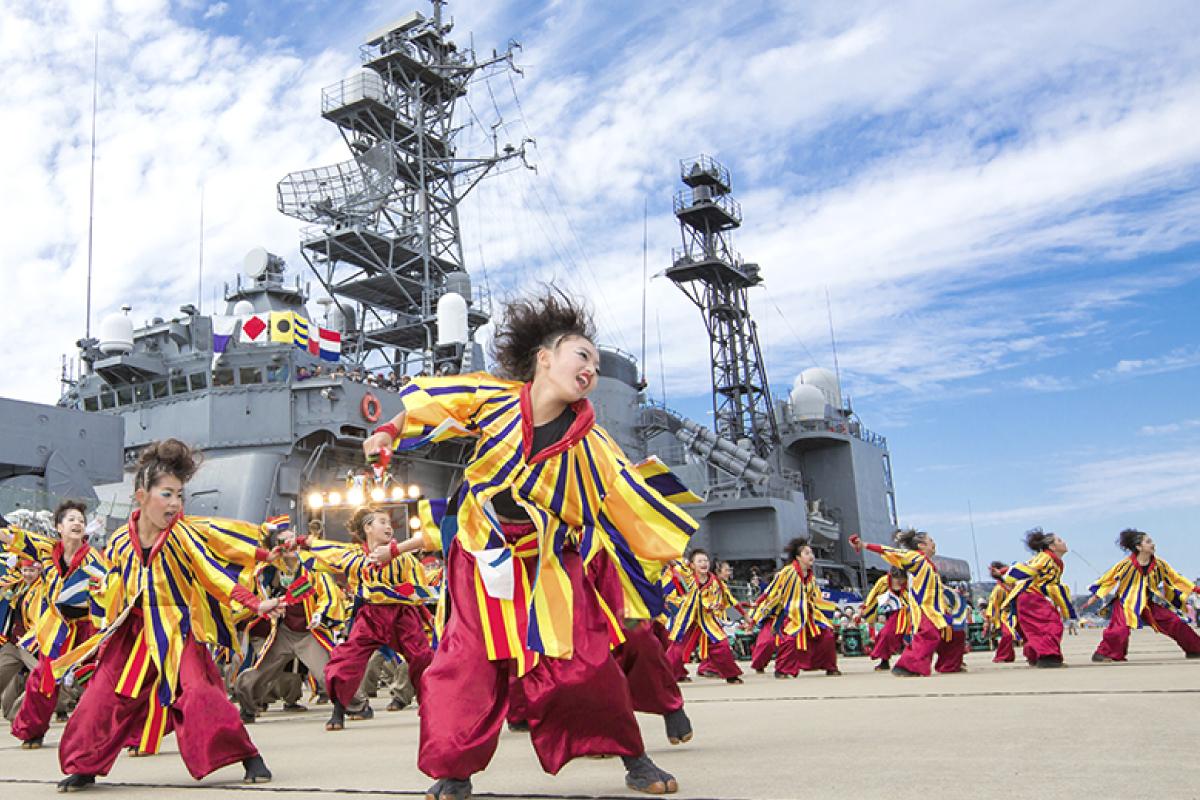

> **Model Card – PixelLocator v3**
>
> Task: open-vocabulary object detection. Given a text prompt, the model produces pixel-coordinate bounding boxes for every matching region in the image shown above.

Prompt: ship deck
[0,627,1191,799]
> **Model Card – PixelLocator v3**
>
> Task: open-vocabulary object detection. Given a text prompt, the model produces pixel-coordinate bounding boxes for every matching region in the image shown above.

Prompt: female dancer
[1086,529,1200,662]
[750,538,840,677]
[287,506,434,731]
[366,290,694,799]
[0,557,42,721]
[860,567,914,672]
[1002,528,1076,668]
[664,549,745,684]
[849,530,956,677]
[984,561,1017,663]
[53,439,280,791]
[0,500,106,749]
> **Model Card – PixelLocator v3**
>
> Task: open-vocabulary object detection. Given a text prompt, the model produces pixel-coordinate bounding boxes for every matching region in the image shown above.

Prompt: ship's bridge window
[171,375,188,395]
[99,390,115,410]
[266,364,287,383]
[151,380,169,400]
[213,368,235,387]
[238,367,263,385]
[134,383,151,402]
[115,386,133,406]
[189,373,208,391]
[83,396,99,412]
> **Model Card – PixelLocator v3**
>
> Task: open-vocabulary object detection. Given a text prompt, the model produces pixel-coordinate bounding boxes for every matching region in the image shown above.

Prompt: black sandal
[623,753,679,795]
[424,777,472,800]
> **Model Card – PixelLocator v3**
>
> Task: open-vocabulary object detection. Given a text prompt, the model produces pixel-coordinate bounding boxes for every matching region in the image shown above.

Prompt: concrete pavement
[1,627,1196,799]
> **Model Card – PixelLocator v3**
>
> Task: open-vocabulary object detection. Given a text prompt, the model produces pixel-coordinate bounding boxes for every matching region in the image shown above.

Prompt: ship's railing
[278,157,384,224]
[360,34,470,72]
[322,71,395,116]
[670,245,745,270]
[790,417,888,450]
[679,155,731,191]
[672,188,742,223]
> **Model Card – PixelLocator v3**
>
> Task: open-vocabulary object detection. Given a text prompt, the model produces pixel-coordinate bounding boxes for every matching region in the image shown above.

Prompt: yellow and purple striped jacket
[665,563,737,644]
[304,539,434,606]
[860,573,918,633]
[866,544,948,633]
[0,572,44,651]
[985,577,1017,637]
[750,561,835,648]
[394,373,695,670]
[1002,550,1077,621]
[52,512,264,753]
[5,528,108,661]
[1088,555,1195,629]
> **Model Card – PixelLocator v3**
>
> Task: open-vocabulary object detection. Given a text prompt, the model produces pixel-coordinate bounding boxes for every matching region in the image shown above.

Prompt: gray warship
[17,2,968,589]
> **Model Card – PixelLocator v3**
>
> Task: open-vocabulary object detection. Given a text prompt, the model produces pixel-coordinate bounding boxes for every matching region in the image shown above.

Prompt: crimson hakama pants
[934,628,967,673]
[418,540,643,780]
[993,627,1016,662]
[894,616,943,676]
[11,619,95,742]
[1015,591,1063,663]
[614,620,683,715]
[324,603,431,709]
[1094,603,1200,661]
[58,612,258,779]
[665,626,742,680]
[775,628,838,675]
[750,623,778,671]
[869,614,906,662]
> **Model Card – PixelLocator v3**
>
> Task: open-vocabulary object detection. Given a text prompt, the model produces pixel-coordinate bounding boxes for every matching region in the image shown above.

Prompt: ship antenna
[197,182,205,313]
[640,197,648,386]
[825,287,842,410]
[967,499,982,584]
[85,35,99,339]
[656,309,667,405]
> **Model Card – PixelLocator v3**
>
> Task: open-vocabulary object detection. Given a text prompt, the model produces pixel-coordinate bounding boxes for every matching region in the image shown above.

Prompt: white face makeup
[538,334,600,403]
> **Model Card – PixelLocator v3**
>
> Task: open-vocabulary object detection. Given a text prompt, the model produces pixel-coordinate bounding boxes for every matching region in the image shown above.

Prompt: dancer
[664,549,745,684]
[984,562,1017,663]
[849,530,958,677]
[861,567,914,671]
[1002,528,1076,668]
[750,537,840,678]
[53,439,280,791]
[0,557,43,721]
[935,586,969,674]
[365,290,693,799]
[286,506,434,731]
[1085,529,1200,662]
[0,500,106,749]
[233,529,359,723]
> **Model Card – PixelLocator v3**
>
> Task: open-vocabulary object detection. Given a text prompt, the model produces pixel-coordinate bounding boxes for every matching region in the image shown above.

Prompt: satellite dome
[436,292,468,346]
[232,300,255,316]
[798,367,842,411]
[789,383,827,421]
[98,312,134,355]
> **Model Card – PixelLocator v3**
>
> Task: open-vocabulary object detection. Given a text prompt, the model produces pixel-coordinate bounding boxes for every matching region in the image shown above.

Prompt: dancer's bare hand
[368,543,394,565]
[258,597,285,619]
[363,431,392,460]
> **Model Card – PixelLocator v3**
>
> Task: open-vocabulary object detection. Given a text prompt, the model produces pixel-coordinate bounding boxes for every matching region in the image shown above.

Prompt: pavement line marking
[0,778,745,800]
[686,687,1200,703]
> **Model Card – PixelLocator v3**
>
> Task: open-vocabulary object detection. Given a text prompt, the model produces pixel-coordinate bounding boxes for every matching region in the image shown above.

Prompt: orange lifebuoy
[361,392,381,423]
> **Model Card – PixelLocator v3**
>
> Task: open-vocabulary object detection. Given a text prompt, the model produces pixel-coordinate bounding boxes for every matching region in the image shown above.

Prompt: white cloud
[1140,419,1200,436]
[1094,346,1200,380]
[202,2,228,20]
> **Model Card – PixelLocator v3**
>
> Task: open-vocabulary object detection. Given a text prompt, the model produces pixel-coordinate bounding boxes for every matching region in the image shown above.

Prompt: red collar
[791,561,813,582]
[1129,553,1155,574]
[1046,550,1064,570]
[518,382,595,464]
[51,539,91,575]
[129,509,183,564]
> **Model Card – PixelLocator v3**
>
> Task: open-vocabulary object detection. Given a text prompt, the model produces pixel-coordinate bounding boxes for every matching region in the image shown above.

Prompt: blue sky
[1,0,1198,584]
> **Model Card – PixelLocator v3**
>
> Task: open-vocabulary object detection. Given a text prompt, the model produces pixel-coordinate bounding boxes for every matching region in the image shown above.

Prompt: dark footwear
[891,666,920,677]
[424,777,472,800]
[315,691,330,704]
[126,746,150,757]
[1092,653,1114,663]
[56,711,69,722]
[258,702,269,712]
[1036,657,1064,668]
[1186,652,1200,659]
[664,708,692,745]
[677,676,692,683]
[754,668,765,674]
[725,676,743,684]
[21,736,43,749]
[623,753,679,795]
[387,698,408,712]
[326,701,346,731]
[239,709,257,724]
[57,775,96,793]
[242,755,272,784]
[874,660,890,671]
[507,720,530,733]
[826,668,842,676]
[282,702,307,713]
[348,703,374,721]
[773,672,794,679]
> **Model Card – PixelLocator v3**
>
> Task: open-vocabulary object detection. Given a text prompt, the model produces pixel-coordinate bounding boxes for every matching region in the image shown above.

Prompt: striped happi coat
[52,512,264,753]
[1002,550,1077,621]
[871,545,949,634]
[393,373,695,674]
[1088,555,1194,629]
[665,563,737,645]
[860,573,918,633]
[749,561,836,648]
[250,553,349,657]
[0,572,44,651]
[4,528,108,665]
[985,577,1018,637]
[305,539,435,606]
